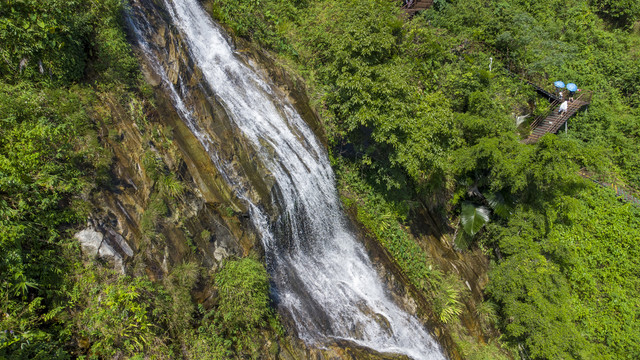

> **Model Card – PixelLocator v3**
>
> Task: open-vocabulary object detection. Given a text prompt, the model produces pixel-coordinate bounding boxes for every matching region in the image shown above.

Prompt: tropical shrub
[72,271,161,358]
[214,257,272,333]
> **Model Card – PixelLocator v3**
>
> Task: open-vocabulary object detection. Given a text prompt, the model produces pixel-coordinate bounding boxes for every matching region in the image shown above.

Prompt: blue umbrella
[566,83,578,92]
[554,80,565,88]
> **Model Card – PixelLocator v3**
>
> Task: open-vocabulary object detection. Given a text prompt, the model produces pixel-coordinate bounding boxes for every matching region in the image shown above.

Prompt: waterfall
[128,1,446,358]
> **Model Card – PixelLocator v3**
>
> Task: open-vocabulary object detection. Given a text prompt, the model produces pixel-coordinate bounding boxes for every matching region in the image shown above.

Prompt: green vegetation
[213,257,281,356]
[485,186,640,359]
[71,268,170,358]
[2,0,639,358]
[215,257,271,332]
[0,0,126,356]
[211,0,640,358]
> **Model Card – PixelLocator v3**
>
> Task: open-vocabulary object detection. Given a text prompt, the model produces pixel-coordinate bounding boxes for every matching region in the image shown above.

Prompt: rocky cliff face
[76,2,287,281]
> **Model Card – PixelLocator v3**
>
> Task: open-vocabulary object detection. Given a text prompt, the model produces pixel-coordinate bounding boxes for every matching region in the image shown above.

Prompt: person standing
[566,83,578,102]
[558,100,568,115]
[554,80,565,101]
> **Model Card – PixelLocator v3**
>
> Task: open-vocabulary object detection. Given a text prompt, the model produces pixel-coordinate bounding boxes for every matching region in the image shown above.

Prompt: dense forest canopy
[1,0,639,359]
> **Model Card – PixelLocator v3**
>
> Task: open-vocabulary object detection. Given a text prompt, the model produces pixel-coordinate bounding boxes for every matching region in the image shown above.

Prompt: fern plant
[434,276,464,324]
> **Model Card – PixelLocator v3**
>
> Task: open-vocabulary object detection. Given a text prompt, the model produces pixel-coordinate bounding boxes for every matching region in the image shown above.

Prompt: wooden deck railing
[573,89,592,104]
[401,0,434,14]
[579,169,640,206]
[529,99,560,129]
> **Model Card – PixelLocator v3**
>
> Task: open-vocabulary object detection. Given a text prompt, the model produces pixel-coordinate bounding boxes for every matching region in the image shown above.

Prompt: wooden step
[404,0,434,13]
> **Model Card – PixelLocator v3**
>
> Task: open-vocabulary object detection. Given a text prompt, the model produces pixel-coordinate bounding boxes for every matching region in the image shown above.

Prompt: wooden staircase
[403,0,434,15]
[523,99,589,144]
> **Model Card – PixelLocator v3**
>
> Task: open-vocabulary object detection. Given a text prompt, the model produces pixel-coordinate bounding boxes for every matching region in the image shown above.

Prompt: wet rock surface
[85,84,253,280]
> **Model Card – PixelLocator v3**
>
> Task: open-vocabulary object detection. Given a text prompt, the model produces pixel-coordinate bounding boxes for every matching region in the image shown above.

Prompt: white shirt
[558,101,568,113]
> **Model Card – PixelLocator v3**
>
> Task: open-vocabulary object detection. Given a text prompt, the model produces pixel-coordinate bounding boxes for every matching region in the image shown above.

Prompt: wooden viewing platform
[518,77,592,144]
[403,0,434,15]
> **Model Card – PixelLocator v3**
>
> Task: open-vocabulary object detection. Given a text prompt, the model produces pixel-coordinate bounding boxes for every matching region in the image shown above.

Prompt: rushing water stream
[128,1,446,358]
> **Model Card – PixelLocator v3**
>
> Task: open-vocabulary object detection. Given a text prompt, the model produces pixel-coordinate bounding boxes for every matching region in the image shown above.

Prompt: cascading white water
[129,1,446,358]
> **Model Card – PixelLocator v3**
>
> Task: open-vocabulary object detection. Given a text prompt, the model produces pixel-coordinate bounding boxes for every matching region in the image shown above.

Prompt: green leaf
[486,192,511,219]
[461,202,490,236]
